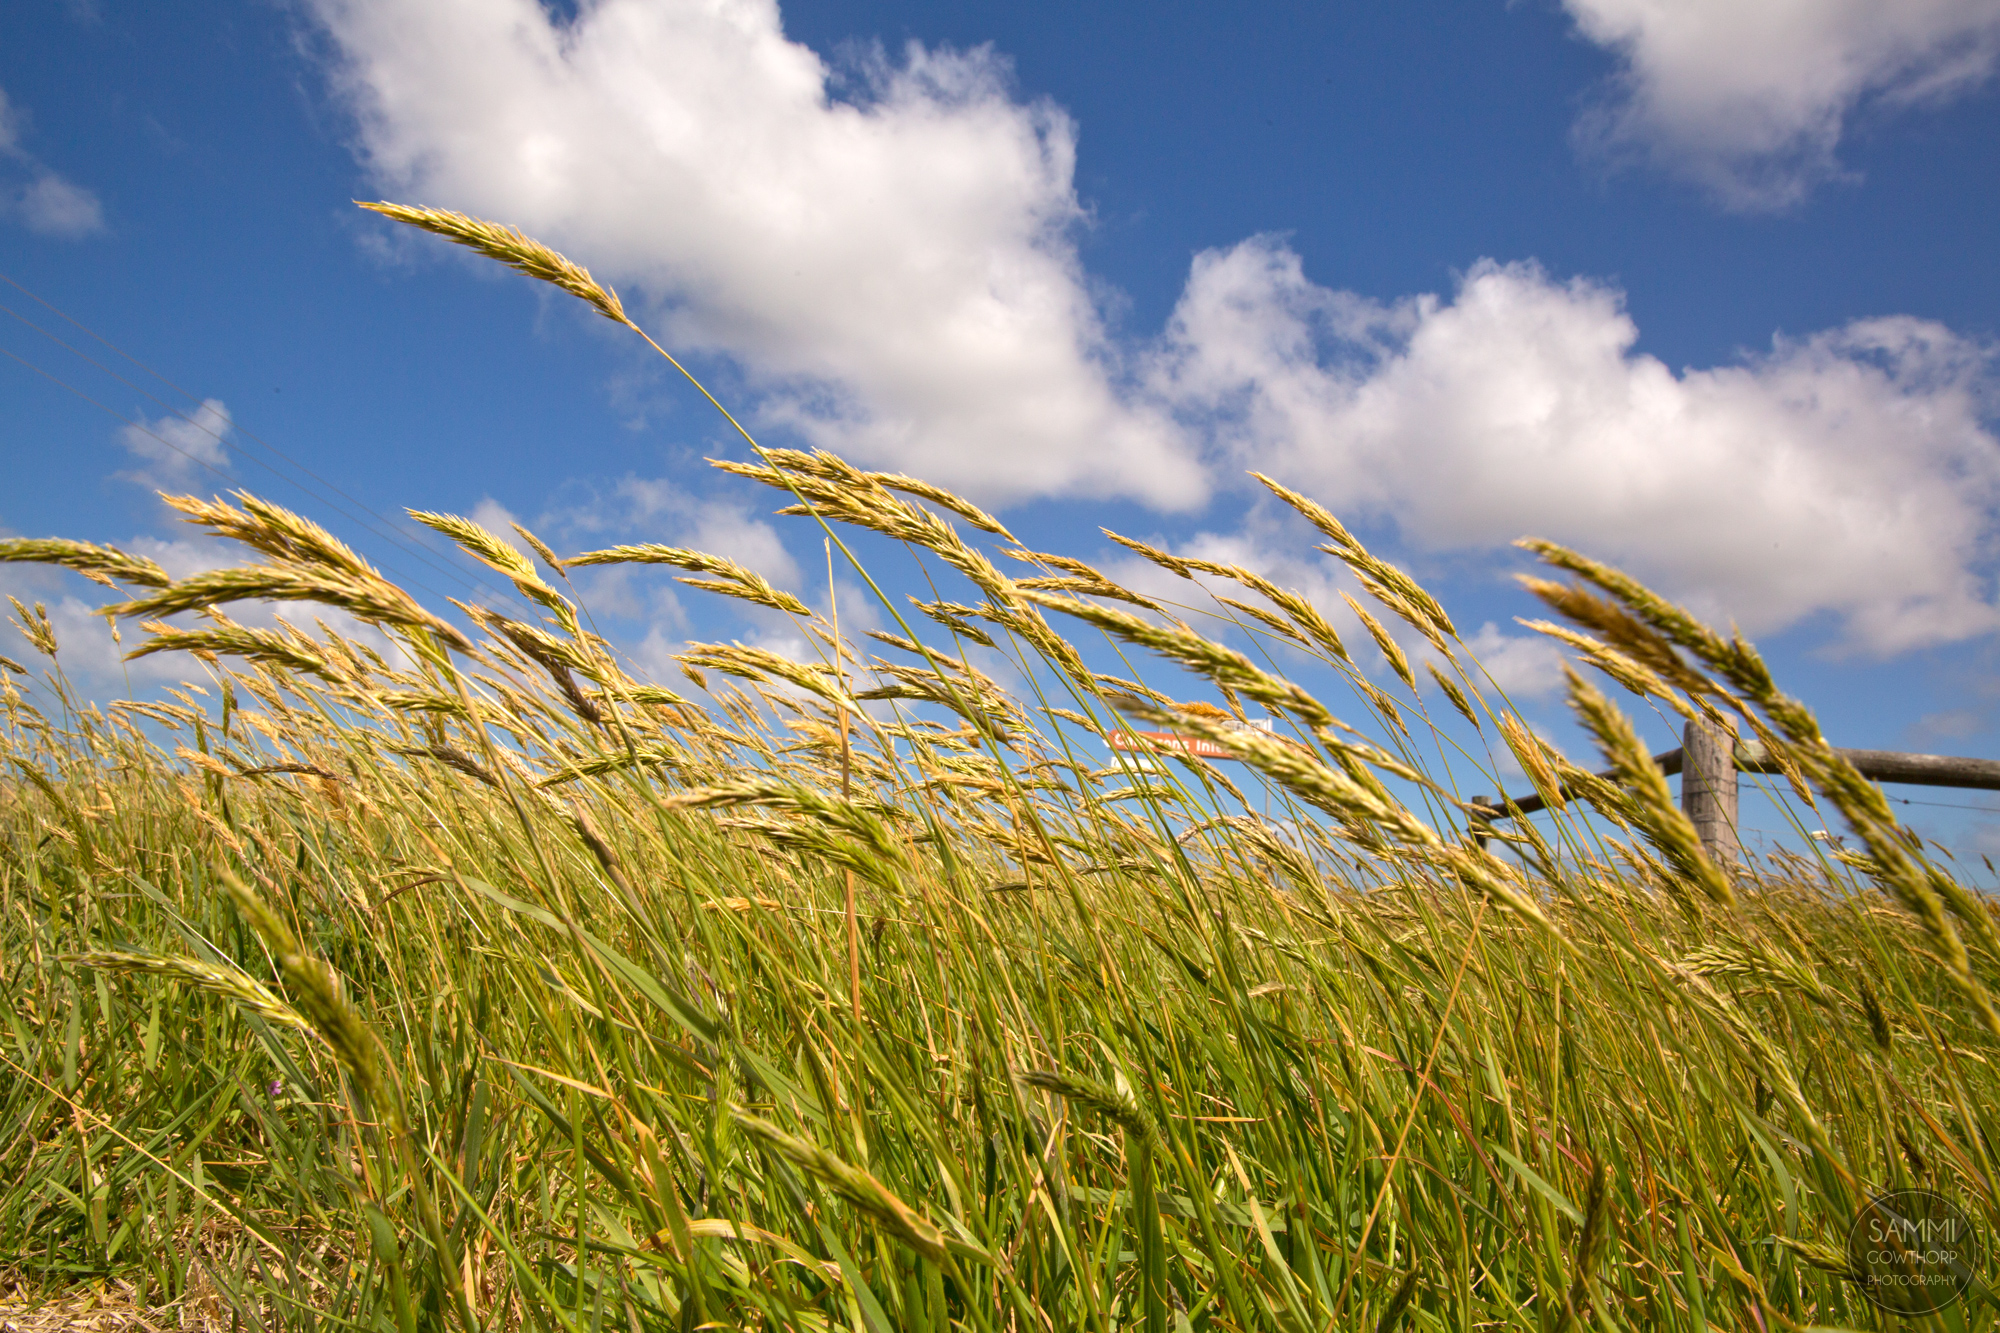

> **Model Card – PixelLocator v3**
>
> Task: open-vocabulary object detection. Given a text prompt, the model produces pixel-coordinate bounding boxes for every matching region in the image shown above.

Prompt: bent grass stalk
[0,207,1994,1332]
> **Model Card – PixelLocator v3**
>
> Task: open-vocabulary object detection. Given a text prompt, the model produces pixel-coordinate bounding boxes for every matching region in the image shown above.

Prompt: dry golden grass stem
[1526,537,2000,1035]
[1563,668,1735,908]
[1101,529,1354,663]
[125,614,344,682]
[0,538,172,590]
[409,509,570,617]
[360,201,774,468]
[7,598,58,658]
[565,543,812,618]
[358,202,629,326]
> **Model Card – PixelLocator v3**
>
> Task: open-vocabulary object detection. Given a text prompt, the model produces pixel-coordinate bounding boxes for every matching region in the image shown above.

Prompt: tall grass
[1,212,1996,1332]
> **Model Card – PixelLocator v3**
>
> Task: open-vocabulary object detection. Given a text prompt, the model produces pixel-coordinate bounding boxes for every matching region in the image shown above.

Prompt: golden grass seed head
[1425,661,1482,731]
[679,643,866,714]
[1014,573,1164,611]
[908,598,998,647]
[125,622,343,682]
[217,868,402,1125]
[1250,471,1359,552]
[1354,561,1457,644]
[1858,977,1893,1050]
[1216,595,1308,645]
[1341,594,1416,692]
[1021,588,1337,731]
[730,1111,946,1262]
[408,510,537,584]
[511,522,565,573]
[1259,585,1353,663]
[1497,714,1567,813]
[6,597,58,657]
[1101,528,1195,578]
[107,562,474,657]
[868,471,1018,541]
[1020,1068,1155,1143]
[64,949,317,1040]
[0,537,173,590]
[566,543,812,618]
[1517,618,1698,722]
[162,493,374,581]
[358,201,630,326]
[1564,667,1735,909]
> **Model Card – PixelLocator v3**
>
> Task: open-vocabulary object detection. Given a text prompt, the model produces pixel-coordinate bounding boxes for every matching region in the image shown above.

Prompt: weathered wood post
[1680,716,1739,865]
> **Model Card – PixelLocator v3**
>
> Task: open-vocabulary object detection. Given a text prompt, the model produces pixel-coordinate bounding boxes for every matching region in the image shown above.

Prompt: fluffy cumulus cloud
[0,85,105,238]
[310,0,1201,507]
[305,0,2000,659]
[1561,0,2000,208]
[1150,241,2000,655]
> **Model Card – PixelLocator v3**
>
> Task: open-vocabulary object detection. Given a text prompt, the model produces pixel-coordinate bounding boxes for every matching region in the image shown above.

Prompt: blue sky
[5,0,2000,860]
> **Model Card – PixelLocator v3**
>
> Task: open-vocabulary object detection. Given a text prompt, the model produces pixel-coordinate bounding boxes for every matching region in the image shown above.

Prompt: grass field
[2,212,1997,1332]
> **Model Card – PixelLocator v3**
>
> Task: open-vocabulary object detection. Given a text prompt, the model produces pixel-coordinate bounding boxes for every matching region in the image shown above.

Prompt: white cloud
[1561,0,2000,209]
[1150,241,2000,656]
[0,85,105,238]
[123,531,241,582]
[312,0,1203,507]
[16,173,104,237]
[468,495,521,542]
[1912,707,1986,741]
[307,2,2000,660]
[1458,623,1567,701]
[117,399,232,489]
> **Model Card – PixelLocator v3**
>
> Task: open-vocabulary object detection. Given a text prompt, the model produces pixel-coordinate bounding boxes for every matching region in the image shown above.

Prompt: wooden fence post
[1680,717,1740,866]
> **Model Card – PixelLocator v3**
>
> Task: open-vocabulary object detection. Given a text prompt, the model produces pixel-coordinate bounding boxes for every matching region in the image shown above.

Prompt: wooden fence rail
[1470,719,2000,861]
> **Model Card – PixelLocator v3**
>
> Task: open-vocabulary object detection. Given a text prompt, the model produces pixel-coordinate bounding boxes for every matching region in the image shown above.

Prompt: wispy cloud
[0,85,105,238]
[1560,0,2000,209]
[117,399,233,490]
